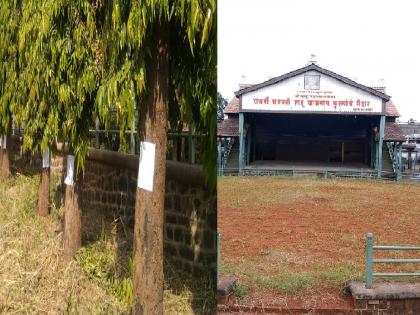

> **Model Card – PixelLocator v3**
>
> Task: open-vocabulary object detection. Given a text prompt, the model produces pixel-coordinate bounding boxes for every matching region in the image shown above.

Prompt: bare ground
[218,176,420,309]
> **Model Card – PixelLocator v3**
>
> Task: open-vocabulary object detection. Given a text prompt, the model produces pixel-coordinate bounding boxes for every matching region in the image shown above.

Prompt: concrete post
[397,143,402,181]
[239,113,244,171]
[377,116,385,177]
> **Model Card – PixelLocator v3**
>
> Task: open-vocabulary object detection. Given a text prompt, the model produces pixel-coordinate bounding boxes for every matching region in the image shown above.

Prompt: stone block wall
[354,298,420,314]
[50,148,216,276]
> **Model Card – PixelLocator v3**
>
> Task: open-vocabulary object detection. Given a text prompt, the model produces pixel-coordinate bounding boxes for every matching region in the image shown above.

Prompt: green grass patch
[258,269,317,293]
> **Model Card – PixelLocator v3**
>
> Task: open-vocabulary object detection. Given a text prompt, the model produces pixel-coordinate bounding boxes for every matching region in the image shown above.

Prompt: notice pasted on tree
[2,135,6,149]
[137,141,156,192]
[64,155,75,186]
[42,148,50,168]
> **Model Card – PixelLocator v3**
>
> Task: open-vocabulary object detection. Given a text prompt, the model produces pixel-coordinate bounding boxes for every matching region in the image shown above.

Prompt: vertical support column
[377,116,385,177]
[188,123,195,164]
[217,229,221,282]
[366,233,373,289]
[397,143,402,181]
[246,123,251,165]
[217,138,222,176]
[95,117,100,149]
[370,130,375,168]
[130,111,136,154]
[239,112,245,171]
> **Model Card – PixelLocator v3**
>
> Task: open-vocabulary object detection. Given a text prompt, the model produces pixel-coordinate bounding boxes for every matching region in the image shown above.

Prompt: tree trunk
[38,166,50,216]
[1,127,12,179]
[132,22,169,315]
[63,156,81,260]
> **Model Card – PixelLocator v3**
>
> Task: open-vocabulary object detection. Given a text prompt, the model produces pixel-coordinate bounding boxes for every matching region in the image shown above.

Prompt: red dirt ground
[218,177,420,310]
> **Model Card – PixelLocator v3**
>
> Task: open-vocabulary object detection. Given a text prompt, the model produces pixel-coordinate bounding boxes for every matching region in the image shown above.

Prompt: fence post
[95,117,100,148]
[217,229,221,282]
[366,232,373,288]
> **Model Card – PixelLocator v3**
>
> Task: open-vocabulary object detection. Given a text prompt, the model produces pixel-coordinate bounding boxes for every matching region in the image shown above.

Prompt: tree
[0,0,22,179]
[217,92,227,122]
[19,0,101,252]
[3,1,216,313]
[96,1,216,313]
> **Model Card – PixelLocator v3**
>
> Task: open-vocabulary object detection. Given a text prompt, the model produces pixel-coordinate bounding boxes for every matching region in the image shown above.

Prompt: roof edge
[234,64,391,101]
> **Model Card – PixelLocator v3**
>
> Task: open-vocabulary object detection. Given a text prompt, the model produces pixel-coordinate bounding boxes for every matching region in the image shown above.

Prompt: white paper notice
[0,135,2,148]
[2,135,6,149]
[64,155,75,186]
[42,148,50,168]
[137,141,156,191]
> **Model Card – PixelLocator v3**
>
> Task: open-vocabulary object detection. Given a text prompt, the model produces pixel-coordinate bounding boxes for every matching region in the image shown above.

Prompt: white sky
[218,0,420,121]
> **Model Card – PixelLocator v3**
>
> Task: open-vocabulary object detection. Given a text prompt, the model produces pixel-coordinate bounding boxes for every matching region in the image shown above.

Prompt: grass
[0,169,215,314]
[218,176,420,304]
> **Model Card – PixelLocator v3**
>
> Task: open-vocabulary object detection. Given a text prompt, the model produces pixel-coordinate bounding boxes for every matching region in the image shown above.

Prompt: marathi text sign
[240,73,384,114]
[249,95,376,113]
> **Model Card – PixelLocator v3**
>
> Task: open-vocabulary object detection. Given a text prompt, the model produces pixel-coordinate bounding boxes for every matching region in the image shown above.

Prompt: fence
[218,168,394,179]
[365,233,420,288]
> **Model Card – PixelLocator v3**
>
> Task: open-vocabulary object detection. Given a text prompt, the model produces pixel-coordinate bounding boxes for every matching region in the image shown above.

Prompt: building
[217,63,406,179]
[398,120,420,173]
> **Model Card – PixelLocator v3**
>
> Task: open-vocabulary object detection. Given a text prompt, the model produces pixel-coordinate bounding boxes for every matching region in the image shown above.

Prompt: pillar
[188,123,195,164]
[246,122,251,165]
[376,116,385,177]
[397,143,402,181]
[239,113,245,171]
[217,138,221,175]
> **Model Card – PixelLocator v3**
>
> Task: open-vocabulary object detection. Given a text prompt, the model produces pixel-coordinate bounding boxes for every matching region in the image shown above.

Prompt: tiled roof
[224,97,239,114]
[385,100,400,117]
[372,87,400,117]
[217,118,239,137]
[384,122,406,142]
[235,64,391,101]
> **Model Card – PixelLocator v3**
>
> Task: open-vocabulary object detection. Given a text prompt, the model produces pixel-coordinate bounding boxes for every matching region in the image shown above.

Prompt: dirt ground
[218,176,420,309]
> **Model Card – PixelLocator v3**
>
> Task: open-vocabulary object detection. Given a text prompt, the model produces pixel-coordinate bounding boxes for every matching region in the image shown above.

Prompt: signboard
[137,141,156,192]
[42,148,50,168]
[241,72,383,114]
[64,155,75,186]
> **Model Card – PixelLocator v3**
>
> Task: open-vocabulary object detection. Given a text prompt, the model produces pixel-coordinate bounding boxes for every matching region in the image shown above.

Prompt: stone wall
[50,148,216,276]
[354,298,420,314]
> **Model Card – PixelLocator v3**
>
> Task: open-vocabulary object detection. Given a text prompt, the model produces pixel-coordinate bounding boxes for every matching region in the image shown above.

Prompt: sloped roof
[384,122,406,142]
[217,118,239,137]
[224,97,239,114]
[372,87,400,117]
[234,63,391,101]
[384,100,400,117]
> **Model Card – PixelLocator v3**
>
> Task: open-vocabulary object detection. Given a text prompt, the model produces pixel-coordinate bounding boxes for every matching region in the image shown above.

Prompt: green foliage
[97,0,217,186]
[75,240,133,307]
[0,0,21,133]
[2,0,216,185]
[217,92,228,122]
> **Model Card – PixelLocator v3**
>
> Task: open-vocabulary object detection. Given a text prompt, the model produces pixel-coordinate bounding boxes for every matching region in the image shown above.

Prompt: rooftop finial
[307,53,318,65]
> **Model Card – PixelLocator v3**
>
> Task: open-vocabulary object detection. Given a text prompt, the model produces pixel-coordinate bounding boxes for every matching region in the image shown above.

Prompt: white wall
[241,71,383,114]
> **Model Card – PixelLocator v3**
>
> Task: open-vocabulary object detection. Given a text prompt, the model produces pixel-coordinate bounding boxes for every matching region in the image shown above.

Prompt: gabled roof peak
[234,64,390,102]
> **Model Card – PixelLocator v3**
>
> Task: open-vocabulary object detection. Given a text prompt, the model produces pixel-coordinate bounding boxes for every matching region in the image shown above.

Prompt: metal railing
[218,167,394,179]
[365,233,420,288]
[387,142,397,174]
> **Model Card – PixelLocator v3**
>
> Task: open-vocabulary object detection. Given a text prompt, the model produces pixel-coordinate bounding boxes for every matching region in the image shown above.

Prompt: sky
[218,0,420,122]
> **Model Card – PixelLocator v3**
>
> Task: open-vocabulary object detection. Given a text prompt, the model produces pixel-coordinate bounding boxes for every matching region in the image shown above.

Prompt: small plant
[258,269,317,294]
[232,282,248,300]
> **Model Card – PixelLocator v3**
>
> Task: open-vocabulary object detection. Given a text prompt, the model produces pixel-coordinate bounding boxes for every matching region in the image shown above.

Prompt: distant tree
[217,92,227,122]
[0,0,21,178]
